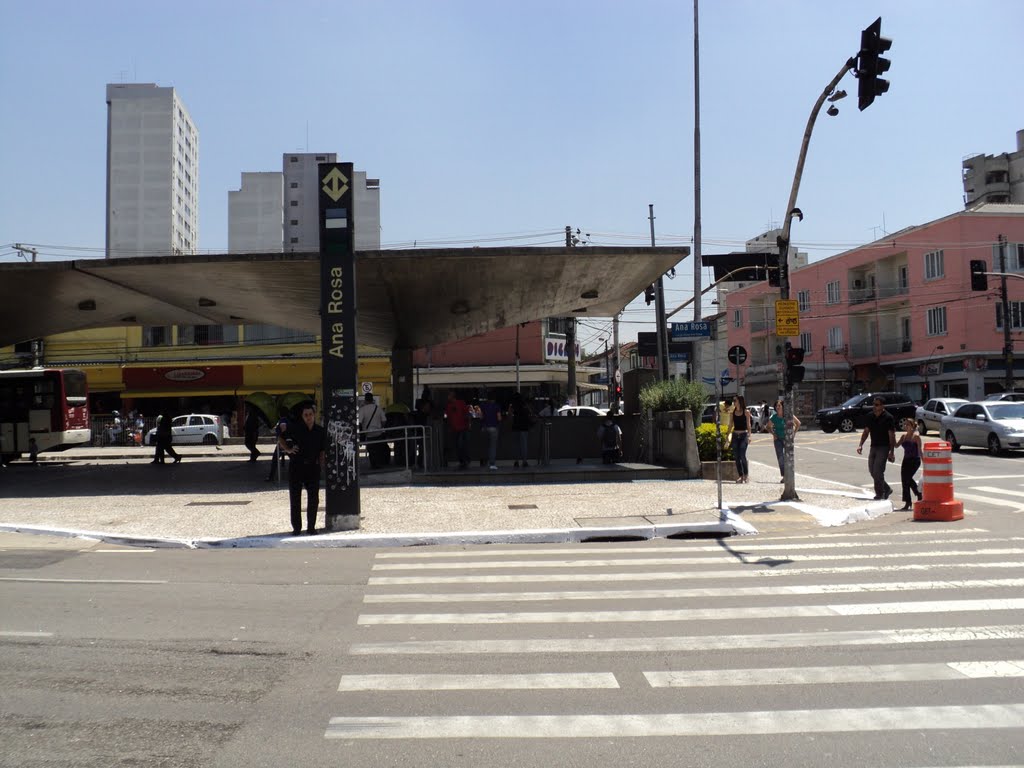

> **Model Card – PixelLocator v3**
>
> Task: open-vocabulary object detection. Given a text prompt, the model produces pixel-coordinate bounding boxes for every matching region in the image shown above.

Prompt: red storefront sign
[123,365,243,390]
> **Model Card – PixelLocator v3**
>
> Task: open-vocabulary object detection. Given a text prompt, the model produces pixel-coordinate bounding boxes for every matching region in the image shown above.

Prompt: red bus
[0,368,91,462]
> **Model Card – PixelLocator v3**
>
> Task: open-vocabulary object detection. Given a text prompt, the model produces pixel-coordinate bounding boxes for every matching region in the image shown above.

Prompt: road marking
[89,549,156,553]
[373,534,1014,559]
[348,624,1024,656]
[968,486,1024,499]
[357,598,1024,625]
[0,630,53,637]
[644,660,1024,687]
[369,560,1024,585]
[955,492,1024,510]
[364,577,1024,603]
[338,673,619,691]
[0,577,167,584]
[325,704,1024,739]
[371,548,1024,571]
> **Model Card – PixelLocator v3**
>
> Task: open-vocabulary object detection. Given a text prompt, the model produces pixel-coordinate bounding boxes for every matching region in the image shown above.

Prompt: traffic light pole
[777,57,855,502]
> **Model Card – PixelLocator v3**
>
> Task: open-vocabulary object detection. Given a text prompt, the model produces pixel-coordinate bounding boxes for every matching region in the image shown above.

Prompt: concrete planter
[701,460,738,481]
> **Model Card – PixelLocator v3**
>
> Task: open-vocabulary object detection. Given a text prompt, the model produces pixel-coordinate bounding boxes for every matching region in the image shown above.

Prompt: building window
[996,301,1024,330]
[826,281,841,305]
[242,324,314,345]
[924,249,944,280]
[827,327,843,351]
[290,182,299,188]
[290,219,298,226]
[290,200,298,207]
[142,326,171,347]
[290,237,299,244]
[733,309,742,327]
[926,306,947,336]
[800,331,812,351]
[547,318,572,334]
[289,156,298,163]
[992,242,1024,271]
[177,324,238,346]
[315,155,326,161]
[797,290,810,312]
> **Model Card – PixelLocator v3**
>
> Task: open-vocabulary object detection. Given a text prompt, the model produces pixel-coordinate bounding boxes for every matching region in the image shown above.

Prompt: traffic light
[856,17,892,111]
[970,260,988,291]
[785,346,806,388]
[644,285,656,305]
[768,266,780,288]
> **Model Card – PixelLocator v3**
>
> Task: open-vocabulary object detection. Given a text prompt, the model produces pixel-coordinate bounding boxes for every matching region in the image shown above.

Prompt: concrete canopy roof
[0,246,688,350]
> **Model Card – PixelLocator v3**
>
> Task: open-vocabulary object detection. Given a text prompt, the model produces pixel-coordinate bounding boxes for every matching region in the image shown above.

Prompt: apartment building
[228,172,284,253]
[106,83,198,258]
[283,153,380,251]
[725,204,1024,415]
[963,129,1024,206]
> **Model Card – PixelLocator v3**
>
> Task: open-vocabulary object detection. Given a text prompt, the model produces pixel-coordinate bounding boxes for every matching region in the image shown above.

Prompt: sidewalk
[0,444,895,549]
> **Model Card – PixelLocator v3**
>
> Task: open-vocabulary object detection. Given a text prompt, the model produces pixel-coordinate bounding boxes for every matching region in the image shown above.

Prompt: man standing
[478,396,502,470]
[358,393,386,469]
[445,390,471,469]
[243,407,262,462]
[856,397,896,500]
[281,403,326,535]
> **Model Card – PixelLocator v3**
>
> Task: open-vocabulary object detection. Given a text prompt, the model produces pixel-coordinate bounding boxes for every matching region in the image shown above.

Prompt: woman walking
[895,420,924,511]
[731,395,750,483]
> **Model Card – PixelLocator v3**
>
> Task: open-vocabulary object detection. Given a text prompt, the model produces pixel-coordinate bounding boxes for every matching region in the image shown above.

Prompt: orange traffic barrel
[913,440,963,521]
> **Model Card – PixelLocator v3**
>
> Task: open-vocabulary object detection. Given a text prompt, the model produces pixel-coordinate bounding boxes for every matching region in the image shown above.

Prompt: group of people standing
[442,390,538,470]
[727,394,922,509]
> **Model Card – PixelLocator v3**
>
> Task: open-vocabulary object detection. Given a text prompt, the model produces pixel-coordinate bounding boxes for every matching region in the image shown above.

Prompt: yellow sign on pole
[775,299,800,337]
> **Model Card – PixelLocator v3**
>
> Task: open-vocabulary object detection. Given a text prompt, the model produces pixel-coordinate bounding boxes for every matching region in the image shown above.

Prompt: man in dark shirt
[280,404,327,535]
[856,398,896,500]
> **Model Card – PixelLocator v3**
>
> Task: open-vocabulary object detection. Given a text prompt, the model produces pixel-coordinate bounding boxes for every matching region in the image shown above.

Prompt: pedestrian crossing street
[326,527,1024,759]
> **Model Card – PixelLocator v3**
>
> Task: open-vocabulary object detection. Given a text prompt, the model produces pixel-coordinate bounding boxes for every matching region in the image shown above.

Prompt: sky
[1,0,1022,352]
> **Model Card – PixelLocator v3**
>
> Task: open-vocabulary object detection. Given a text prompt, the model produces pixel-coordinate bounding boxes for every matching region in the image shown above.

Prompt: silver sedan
[916,397,968,435]
[940,401,1024,455]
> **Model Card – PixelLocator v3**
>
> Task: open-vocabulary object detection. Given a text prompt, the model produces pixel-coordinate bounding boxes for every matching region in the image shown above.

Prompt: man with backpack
[598,415,622,464]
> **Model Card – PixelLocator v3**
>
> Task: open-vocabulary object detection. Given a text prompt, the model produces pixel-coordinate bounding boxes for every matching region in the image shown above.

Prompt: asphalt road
[2,515,1023,767]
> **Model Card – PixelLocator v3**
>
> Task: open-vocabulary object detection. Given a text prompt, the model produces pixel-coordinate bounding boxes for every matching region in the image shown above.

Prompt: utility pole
[1000,234,1014,391]
[613,313,621,407]
[649,206,668,381]
[691,0,703,387]
[565,225,578,405]
[13,243,38,262]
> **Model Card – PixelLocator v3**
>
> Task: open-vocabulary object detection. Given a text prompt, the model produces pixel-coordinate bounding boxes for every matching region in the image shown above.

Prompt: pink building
[725,204,1024,415]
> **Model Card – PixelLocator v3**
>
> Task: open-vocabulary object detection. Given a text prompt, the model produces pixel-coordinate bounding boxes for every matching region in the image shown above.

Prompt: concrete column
[391,347,414,407]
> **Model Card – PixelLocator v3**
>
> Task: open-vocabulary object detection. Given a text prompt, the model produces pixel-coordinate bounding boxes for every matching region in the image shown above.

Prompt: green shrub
[695,422,734,462]
[638,379,708,418]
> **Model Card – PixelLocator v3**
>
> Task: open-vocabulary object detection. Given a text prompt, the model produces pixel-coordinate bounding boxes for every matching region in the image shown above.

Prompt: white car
[940,401,1024,455]
[915,398,968,435]
[557,405,608,417]
[146,414,229,446]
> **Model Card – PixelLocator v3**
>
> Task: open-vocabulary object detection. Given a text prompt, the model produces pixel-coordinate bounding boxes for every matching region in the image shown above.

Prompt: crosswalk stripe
[957,492,1024,509]
[970,486,1024,498]
[363,577,1024,603]
[368,561,1024,585]
[338,673,619,691]
[371,549,1024,571]
[324,704,1024,739]
[643,660,1024,687]
[357,598,1024,625]
[348,624,1024,656]
[372,533,1005,559]
[0,630,53,638]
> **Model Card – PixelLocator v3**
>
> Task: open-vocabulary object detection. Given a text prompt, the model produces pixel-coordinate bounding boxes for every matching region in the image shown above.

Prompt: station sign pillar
[318,162,360,530]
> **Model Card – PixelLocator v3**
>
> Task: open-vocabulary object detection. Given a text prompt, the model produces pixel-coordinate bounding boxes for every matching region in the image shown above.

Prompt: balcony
[749,317,775,334]
[849,338,912,359]
[849,283,909,305]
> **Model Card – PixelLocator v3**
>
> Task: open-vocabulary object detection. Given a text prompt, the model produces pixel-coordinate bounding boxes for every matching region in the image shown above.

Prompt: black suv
[816,392,917,433]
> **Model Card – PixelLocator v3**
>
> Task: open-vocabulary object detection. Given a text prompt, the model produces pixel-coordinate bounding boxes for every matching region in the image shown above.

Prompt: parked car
[940,401,1024,455]
[816,392,917,433]
[916,398,968,435]
[557,405,608,417]
[983,391,1024,402]
[145,414,229,446]
[747,404,774,432]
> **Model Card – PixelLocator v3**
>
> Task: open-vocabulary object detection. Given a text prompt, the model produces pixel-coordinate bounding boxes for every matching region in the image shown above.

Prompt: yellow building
[1,323,392,430]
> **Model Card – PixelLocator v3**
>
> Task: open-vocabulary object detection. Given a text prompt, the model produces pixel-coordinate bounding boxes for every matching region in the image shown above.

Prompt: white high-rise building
[283,153,380,251]
[228,172,283,253]
[963,129,1024,207]
[106,83,198,258]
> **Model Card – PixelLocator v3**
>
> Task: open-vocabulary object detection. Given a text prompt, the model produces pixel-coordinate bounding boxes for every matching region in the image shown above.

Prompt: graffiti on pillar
[325,396,357,491]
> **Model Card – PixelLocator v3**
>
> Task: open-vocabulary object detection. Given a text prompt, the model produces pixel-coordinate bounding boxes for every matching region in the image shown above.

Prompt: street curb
[0,518,751,550]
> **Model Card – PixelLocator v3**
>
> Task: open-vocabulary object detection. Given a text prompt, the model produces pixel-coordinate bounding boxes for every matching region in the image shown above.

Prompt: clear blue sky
[1,0,1021,349]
